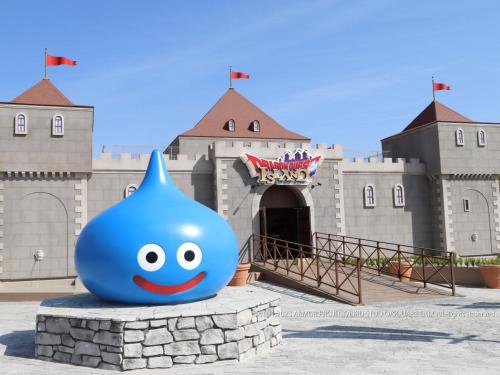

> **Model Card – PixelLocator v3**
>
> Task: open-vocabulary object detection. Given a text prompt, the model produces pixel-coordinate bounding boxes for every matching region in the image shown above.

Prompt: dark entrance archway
[259,185,311,246]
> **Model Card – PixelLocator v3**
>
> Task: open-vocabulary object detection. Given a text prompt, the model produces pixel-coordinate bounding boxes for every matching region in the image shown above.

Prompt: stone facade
[35,287,281,371]
[1,85,499,282]
[383,121,500,254]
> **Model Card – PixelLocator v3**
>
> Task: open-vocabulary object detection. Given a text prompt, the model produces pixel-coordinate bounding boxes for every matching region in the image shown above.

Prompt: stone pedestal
[35,285,281,371]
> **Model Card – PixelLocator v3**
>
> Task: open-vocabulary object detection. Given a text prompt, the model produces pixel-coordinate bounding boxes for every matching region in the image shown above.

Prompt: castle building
[0,79,499,281]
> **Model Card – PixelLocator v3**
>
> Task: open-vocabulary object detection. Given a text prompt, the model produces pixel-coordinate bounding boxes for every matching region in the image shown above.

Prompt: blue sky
[2,0,500,157]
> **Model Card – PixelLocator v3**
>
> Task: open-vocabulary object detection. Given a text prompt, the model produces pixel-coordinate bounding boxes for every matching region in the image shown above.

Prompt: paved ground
[0,282,499,374]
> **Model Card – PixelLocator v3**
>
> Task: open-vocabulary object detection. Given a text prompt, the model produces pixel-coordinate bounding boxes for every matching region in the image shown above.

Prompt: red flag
[433,82,450,91]
[46,54,77,66]
[230,71,250,79]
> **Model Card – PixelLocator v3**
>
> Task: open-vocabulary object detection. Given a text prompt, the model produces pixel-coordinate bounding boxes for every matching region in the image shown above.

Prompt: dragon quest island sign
[241,149,323,185]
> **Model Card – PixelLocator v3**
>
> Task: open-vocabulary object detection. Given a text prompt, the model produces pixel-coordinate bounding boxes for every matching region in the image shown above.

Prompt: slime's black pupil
[184,250,195,262]
[146,252,158,263]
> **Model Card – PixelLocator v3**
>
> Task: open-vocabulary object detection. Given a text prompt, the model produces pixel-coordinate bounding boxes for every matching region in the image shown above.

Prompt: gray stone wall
[382,125,441,176]
[0,104,93,173]
[342,172,433,247]
[0,174,83,280]
[223,158,255,252]
[448,177,500,255]
[428,178,444,250]
[87,172,214,220]
[35,298,281,371]
[310,160,343,235]
[437,123,500,175]
[178,136,305,159]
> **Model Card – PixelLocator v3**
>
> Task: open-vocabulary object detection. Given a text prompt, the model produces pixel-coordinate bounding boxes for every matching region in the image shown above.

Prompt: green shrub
[481,257,500,265]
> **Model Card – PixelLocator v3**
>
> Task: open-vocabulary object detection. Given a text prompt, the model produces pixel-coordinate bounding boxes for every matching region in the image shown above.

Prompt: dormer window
[227,119,235,132]
[15,113,28,135]
[252,120,260,132]
[455,128,464,146]
[52,114,64,136]
[477,129,486,146]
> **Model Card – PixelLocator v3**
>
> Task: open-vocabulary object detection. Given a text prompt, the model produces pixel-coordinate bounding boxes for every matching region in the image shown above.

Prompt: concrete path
[0,282,499,374]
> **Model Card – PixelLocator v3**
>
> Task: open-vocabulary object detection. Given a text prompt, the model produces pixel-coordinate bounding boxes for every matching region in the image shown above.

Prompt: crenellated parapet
[341,157,426,174]
[210,140,344,160]
[92,153,213,173]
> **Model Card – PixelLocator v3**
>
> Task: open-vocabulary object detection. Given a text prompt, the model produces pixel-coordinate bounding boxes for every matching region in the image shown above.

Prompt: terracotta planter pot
[479,265,500,288]
[388,261,413,281]
[228,263,251,287]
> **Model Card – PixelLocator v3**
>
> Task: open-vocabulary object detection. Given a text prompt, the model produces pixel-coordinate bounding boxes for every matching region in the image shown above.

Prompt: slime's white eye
[137,244,166,272]
[176,242,202,270]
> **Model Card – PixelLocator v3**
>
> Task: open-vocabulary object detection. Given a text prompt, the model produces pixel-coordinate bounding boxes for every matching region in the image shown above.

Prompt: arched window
[124,184,137,198]
[393,184,405,207]
[15,113,28,135]
[364,184,376,208]
[52,114,64,136]
[227,119,235,132]
[477,129,486,146]
[252,120,260,132]
[455,128,464,146]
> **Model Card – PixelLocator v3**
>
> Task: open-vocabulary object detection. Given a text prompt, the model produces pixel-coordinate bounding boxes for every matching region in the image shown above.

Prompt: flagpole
[44,48,48,80]
[229,66,232,89]
[432,76,435,101]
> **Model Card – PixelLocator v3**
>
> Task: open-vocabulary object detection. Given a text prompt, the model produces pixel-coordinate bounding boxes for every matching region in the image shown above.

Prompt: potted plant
[479,257,500,288]
[228,263,251,287]
[388,259,413,281]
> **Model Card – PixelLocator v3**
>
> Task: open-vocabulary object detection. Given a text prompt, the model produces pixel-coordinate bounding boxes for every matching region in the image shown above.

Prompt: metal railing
[251,234,363,304]
[313,232,456,295]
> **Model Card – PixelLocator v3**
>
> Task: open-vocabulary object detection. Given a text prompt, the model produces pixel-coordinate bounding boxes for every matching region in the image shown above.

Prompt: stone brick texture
[35,298,282,371]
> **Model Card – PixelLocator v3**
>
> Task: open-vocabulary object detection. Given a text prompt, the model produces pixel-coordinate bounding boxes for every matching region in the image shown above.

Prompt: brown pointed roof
[403,100,472,132]
[10,79,75,106]
[180,88,309,140]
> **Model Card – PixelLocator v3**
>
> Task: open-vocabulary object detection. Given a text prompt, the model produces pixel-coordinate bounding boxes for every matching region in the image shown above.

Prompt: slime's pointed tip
[140,149,172,189]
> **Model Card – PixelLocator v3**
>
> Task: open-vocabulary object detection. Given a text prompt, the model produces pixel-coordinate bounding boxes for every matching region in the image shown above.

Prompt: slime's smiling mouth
[133,272,206,294]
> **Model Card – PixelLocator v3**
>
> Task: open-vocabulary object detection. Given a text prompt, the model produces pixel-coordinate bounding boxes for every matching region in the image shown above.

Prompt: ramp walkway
[249,233,456,305]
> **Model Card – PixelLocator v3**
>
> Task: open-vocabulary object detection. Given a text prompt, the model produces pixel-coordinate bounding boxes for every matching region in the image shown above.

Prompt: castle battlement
[92,153,213,173]
[341,157,425,174]
[210,140,344,160]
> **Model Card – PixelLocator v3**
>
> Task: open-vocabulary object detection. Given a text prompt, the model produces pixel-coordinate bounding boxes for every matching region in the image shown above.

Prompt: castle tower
[382,101,500,255]
[0,79,94,279]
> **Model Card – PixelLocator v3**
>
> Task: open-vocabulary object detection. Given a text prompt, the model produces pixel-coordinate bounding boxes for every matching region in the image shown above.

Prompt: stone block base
[35,285,281,370]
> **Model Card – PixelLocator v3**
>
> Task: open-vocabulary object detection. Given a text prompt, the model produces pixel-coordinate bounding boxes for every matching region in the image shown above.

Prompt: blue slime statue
[75,150,238,304]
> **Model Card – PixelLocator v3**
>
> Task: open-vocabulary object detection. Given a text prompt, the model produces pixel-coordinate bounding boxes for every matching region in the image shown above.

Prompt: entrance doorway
[259,186,311,246]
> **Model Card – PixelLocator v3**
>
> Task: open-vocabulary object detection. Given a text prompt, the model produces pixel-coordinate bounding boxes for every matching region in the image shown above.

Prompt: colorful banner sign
[240,149,323,185]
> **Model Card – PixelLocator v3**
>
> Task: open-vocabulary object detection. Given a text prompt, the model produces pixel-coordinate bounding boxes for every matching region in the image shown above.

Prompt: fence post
[357,258,363,305]
[397,245,402,281]
[285,242,289,276]
[251,235,255,263]
[263,238,268,265]
[376,241,380,275]
[335,251,339,295]
[342,236,346,266]
[422,248,426,288]
[300,246,304,281]
[316,245,321,287]
[328,234,332,261]
[273,239,278,270]
[450,252,456,296]
[358,238,362,265]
